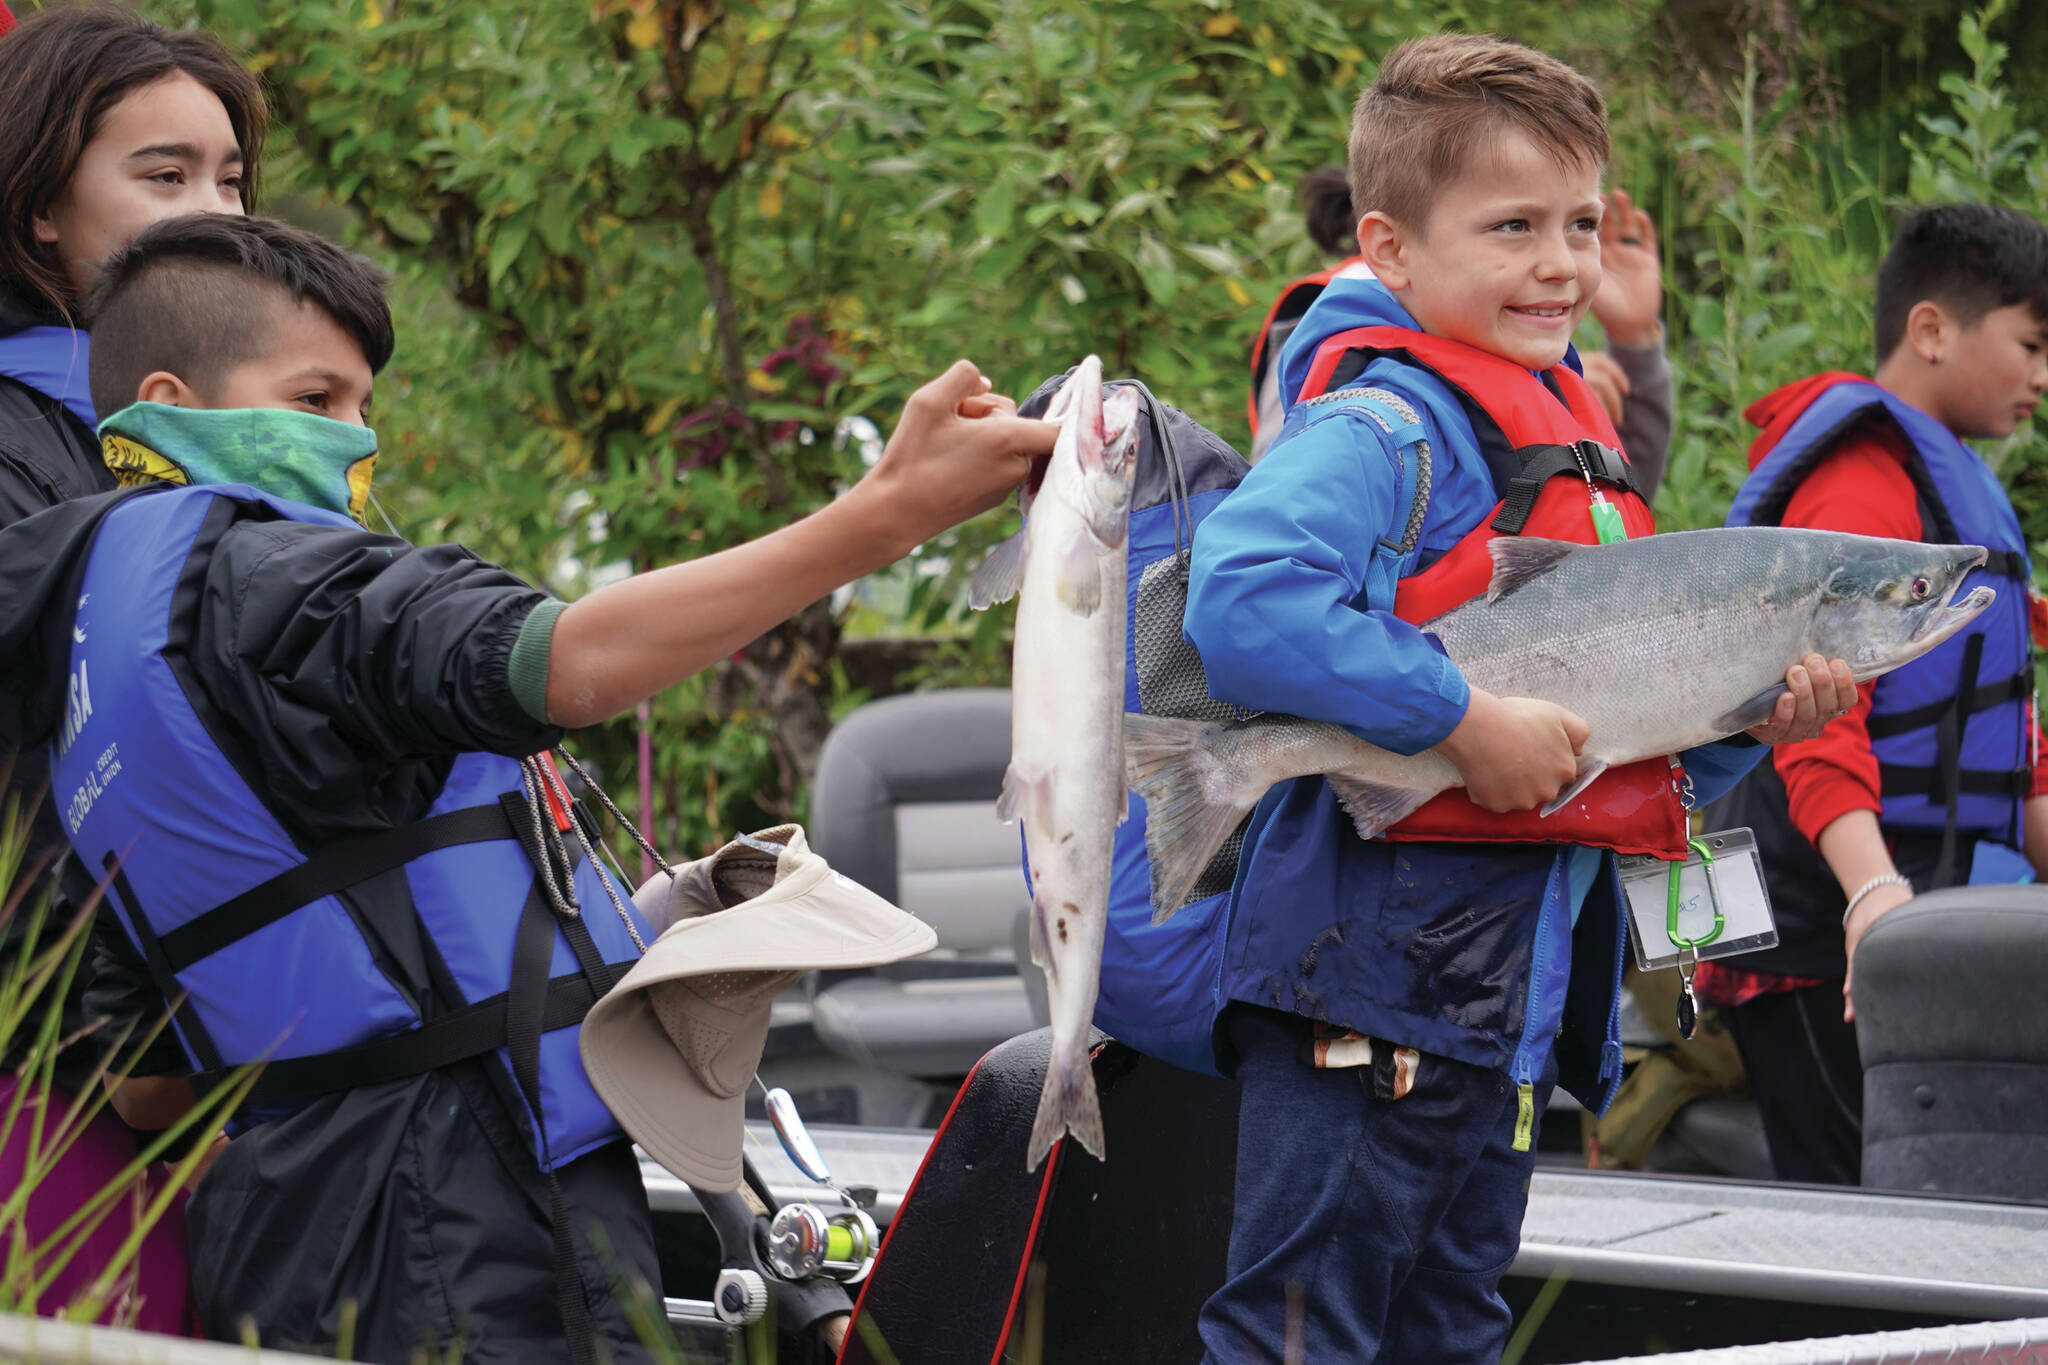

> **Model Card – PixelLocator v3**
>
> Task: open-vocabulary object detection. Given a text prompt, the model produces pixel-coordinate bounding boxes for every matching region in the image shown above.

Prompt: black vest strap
[1980,548,2030,583]
[196,956,629,1107]
[1865,666,2032,740]
[157,804,516,975]
[507,877,602,1365]
[1877,764,2031,801]
[1490,440,1643,535]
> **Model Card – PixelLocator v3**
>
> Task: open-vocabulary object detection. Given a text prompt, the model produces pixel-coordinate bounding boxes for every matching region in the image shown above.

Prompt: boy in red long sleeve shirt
[1703,203,2048,1185]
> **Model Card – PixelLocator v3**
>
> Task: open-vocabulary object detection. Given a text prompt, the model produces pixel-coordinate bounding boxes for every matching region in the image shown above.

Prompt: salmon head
[1809,539,1996,682]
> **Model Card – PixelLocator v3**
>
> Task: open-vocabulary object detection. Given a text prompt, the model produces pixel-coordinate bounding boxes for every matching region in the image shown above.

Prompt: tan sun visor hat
[579,824,935,1191]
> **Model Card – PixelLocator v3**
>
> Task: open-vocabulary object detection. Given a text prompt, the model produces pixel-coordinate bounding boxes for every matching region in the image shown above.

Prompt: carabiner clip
[1666,837,1726,950]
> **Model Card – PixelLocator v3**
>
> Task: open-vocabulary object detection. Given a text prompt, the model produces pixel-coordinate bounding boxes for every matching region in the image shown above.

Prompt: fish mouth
[1909,584,1997,650]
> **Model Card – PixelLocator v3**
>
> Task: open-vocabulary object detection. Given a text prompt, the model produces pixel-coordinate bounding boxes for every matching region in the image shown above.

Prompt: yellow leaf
[1201,13,1239,35]
[1334,61,1357,87]
[643,396,687,437]
[1266,54,1287,77]
[1247,157,1274,183]
[1225,167,1255,191]
[758,181,783,219]
[1225,278,1251,307]
[358,0,384,29]
[748,368,784,393]
[560,429,590,477]
[764,122,803,148]
[1337,44,1366,63]
[626,9,662,49]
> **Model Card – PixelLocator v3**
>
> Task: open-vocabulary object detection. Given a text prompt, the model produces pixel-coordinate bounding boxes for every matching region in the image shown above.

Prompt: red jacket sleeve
[1769,421,1922,844]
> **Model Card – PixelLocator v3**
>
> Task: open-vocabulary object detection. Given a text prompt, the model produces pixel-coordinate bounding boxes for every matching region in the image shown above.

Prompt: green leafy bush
[127,0,2048,853]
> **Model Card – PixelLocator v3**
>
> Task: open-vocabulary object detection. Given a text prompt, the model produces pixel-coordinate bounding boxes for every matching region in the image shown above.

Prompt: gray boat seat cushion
[1855,884,2048,1201]
[807,689,1037,1078]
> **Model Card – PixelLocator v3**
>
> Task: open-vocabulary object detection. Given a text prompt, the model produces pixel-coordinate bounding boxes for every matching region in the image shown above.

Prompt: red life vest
[1298,325,1689,858]
[1247,256,1367,434]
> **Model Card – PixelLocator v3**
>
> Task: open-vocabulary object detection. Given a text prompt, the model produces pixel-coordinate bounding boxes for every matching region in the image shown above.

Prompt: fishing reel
[765,1201,880,1285]
[760,1086,883,1286]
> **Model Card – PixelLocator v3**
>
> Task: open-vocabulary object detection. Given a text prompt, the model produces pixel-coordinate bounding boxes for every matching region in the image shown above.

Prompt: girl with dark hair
[0,3,265,525]
[0,6,264,1335]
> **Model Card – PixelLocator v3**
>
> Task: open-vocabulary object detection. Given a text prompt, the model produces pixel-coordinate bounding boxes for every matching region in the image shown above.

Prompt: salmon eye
[1910,576,1932,599]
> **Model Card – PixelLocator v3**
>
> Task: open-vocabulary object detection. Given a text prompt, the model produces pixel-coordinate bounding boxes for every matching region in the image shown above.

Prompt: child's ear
[1357,211,1411,291]
[137,371,204,408]
[1903,299,1956,367]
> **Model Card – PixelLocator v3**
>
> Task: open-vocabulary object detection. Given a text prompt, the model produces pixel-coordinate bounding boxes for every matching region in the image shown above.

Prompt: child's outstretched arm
[544,362,1054,727]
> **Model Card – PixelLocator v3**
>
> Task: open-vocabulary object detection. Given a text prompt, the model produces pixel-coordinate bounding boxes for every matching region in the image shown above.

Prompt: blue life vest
[1729,379,2033,850]
[51,483,647,1171]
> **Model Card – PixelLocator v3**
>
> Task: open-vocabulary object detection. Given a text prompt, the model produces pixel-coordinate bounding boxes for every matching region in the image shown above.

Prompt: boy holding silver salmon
[1181,36,1851,1363]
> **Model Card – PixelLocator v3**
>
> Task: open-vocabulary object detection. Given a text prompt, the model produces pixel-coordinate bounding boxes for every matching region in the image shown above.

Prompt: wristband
[1842,872,1912,927]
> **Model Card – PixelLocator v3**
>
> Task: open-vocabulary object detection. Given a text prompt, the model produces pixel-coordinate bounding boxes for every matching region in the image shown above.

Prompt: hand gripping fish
[969,356,1142,1169]
[1130,528,1996,918]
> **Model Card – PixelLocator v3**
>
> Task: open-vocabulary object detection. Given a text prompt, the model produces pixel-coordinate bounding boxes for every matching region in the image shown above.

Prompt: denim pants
[1199,1007,1553,1365]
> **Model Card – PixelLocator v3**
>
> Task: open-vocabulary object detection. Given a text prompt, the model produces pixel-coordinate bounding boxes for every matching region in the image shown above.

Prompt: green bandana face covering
[98,401,380,524]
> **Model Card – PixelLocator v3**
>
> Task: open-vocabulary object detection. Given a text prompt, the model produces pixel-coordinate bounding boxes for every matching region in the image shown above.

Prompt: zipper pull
[1589,489,1627,545]
[1512,1081,1535,1152]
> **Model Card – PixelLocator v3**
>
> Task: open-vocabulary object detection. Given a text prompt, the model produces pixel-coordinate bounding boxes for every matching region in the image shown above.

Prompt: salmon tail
[1026,1044,1104,1172]
[1326,774,1437,841]
[1124,713,1254,924]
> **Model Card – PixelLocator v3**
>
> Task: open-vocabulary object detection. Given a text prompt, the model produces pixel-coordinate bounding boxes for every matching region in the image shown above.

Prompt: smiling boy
[1181,36,1846,1363]
[1702,204,2048,1186]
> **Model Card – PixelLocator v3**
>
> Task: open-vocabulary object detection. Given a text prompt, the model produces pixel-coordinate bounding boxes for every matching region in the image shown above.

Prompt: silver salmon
[1129,528,1996,918]
[970,356,1142,1169]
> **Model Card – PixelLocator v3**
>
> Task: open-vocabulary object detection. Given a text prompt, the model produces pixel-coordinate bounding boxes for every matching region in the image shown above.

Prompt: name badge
[1617,827,1778,973]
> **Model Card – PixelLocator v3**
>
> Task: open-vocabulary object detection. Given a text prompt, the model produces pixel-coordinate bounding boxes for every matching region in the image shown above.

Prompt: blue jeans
[1199,1007,1553,1365]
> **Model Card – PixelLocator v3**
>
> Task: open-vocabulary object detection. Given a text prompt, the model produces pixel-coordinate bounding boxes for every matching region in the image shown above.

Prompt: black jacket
[0,288,113,522]
[0,288,117,1096]
[0,488,659,1361]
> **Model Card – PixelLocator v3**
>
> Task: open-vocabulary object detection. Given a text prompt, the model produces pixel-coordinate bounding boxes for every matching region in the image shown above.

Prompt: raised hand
[1593,189,1662,349]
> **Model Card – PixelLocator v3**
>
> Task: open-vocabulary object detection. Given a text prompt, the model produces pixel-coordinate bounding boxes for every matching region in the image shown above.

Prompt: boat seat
[1856,883,2048,1201]
[807,689,1040,1078]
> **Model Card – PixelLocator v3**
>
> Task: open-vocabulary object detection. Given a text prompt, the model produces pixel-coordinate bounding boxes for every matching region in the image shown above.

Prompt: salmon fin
[1485,537,1578,603]
[1125,713,1251,922]
[1054,529,1103,616]
[1326,774,1437,841]
[996,762,1053,830]
[1540,757,1610,817]
[1711,684,1788,734]
[968,529,1029,610]
[1028,891,1052,972]
[1026,1046,1105,1172]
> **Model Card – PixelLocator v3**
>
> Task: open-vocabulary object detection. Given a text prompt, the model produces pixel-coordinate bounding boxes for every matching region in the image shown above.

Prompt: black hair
[1300,165,1354,257]
[83,214,392,416]
[0,5,267,317]
[1875,204,2048,364]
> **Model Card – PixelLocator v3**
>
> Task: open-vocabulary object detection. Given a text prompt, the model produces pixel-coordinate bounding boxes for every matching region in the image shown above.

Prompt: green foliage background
[133,0,2048,855]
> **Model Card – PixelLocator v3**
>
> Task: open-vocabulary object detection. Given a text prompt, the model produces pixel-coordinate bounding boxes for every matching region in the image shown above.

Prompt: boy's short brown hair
[1349,35,1609,230]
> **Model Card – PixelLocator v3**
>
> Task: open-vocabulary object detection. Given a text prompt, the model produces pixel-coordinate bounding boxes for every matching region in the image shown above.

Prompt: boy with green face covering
[0,213,1055,1361]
